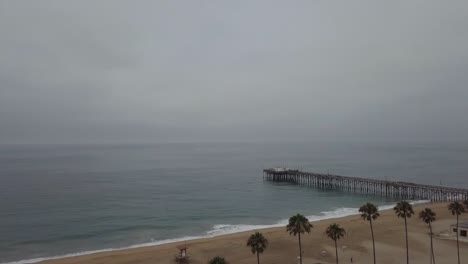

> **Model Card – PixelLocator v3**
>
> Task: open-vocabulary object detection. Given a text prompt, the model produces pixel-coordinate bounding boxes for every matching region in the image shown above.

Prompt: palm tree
[394,201,415,264]
[208,256,226,264]
[419,208,436,264]
[286,214,313,264]
[326,223,346,264]
[359,202,379,264]
[246,232,268,264]
[448,201,465,264]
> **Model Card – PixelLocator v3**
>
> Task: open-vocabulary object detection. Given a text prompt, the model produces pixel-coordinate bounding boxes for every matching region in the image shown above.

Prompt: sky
[1,1,467,144]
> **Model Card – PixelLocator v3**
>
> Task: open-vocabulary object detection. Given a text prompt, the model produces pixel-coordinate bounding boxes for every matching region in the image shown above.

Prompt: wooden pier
[263,168,468,202]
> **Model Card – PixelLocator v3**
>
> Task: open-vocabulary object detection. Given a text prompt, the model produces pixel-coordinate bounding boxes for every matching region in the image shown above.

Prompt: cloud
[1,1,467,143]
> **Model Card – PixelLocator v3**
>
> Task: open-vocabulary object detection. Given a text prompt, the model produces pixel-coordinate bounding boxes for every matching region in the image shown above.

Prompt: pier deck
[263,168,468,202]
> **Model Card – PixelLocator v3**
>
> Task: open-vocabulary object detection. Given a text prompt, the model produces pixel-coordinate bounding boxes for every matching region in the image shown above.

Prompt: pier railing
[263,168,468,202]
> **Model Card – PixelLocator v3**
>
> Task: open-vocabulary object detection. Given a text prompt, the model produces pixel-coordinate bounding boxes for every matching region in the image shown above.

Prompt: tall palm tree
[448,201,465,264]
[326,223,346,264]
[394,200,415,264]
[419,208,436,264]
[359,202,379,264]
[246,232,268,264]
[286,214,313,264]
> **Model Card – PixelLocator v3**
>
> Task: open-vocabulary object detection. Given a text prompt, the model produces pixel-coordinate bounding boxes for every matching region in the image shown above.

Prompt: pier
[263,168,468,202]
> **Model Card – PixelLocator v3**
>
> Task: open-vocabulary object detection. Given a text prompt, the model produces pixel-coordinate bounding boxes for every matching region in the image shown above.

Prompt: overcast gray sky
[1,1,467,144]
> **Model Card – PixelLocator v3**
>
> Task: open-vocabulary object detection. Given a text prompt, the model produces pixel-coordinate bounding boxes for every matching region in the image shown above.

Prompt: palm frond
[448,201,465,215]
[359,203,379,222]
[394,201,415,218]
[246,232,268,255]
[419,208,436,224]
[326,223,346,241]
[286,214,313,236]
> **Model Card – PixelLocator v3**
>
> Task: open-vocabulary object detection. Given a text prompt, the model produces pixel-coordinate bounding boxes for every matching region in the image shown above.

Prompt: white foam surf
[1,200,430,264]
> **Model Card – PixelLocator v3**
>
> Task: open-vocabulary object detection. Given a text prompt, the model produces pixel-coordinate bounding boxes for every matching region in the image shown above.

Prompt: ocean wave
[1,200,430,264]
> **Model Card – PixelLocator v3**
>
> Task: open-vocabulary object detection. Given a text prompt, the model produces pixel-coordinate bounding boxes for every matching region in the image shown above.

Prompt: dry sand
[41,203,468,264]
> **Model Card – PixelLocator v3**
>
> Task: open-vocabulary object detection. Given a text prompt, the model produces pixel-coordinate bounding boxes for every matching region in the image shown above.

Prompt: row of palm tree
[245,215,344,264]
[245,202,417,264]
[212,200,468,264]
[360,201,432,264]
[361,200,468,264]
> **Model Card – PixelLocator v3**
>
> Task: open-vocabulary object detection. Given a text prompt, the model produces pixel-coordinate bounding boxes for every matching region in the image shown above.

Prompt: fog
[1,1,467,144]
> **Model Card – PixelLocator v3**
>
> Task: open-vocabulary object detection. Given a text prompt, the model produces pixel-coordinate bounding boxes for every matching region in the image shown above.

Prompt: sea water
[0,142,467,263]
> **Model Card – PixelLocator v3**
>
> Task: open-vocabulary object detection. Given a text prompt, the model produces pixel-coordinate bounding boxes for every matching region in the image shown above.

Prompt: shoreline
[3,200,433,264]
[34,201,468,264]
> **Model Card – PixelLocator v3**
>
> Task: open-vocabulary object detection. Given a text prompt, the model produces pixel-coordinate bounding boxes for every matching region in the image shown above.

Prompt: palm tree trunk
[405,216,409,264]
[335,239,339,264]
[298,232,302,264]
[456,214,460,264]
[257,251,260,264]
[370,219,376,264]
[429,222,435,264]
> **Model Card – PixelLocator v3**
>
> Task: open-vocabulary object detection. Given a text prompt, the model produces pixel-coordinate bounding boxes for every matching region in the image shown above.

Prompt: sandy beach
[39,203,468,264]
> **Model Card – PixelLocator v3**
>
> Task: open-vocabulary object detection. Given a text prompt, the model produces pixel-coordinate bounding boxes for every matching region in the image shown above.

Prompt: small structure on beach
[175,245,189,263]
[270,167,299,173]
[451,221,468,240]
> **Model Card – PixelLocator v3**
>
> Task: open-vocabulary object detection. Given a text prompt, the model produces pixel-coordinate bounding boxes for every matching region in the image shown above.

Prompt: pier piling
[263,168,468,202]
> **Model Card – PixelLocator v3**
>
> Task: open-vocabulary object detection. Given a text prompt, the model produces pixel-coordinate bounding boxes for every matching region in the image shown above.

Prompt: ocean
[1,142,467,263]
